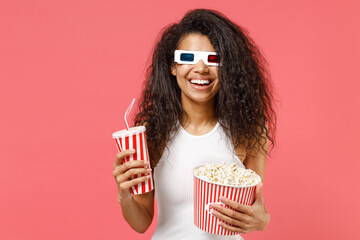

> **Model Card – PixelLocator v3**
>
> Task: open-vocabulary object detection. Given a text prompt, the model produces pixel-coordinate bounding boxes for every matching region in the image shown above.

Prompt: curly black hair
[134,9,276,168]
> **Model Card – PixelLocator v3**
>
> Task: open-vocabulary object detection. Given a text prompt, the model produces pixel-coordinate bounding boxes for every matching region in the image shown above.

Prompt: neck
[180,96,217,130]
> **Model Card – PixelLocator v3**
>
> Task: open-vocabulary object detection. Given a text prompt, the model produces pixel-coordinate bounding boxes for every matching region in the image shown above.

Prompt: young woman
[112,9,276,239]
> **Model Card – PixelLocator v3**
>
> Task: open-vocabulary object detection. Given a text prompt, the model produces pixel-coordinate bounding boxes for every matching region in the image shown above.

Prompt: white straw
[124,98,136,131]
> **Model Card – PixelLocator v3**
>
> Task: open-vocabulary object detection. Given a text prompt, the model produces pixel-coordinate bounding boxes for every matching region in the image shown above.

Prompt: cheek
[176,65,192,77]
[210,67,219,77]
[176,77,188,90]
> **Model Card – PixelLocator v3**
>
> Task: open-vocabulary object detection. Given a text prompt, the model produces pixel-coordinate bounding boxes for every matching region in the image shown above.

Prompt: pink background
[1,0,359,239]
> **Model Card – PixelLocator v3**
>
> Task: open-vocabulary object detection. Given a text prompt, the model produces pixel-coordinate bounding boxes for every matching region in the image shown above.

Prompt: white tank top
[152,122,245,240]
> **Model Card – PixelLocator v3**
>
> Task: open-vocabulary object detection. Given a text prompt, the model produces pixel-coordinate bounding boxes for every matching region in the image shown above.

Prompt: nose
[193,60,209,73]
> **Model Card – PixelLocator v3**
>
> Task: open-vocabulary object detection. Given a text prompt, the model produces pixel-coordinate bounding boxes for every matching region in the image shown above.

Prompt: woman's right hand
[112,149,152,204]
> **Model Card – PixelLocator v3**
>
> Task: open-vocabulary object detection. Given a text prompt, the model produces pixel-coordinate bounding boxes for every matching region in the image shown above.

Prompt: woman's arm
[120,190,154,233]
[210,129,270,233]
[113,151,155,233]
[242,131,268,181]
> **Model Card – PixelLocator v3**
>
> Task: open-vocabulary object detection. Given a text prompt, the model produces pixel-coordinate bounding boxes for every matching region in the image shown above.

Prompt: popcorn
[193,163,261,186]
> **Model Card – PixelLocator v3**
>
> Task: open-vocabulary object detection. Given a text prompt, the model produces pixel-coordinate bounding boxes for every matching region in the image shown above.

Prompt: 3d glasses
[174,50,220,66]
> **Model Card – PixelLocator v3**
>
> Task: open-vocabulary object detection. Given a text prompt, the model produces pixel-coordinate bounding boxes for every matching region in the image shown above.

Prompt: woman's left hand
[210,182,270,234]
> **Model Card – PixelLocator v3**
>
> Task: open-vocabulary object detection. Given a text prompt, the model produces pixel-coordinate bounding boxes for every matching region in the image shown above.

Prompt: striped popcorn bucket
[112,126,154,195]
[193,168,257,235]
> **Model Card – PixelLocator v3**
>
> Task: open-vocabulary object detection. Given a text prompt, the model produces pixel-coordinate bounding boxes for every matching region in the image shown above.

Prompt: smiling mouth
[189,79,213,86]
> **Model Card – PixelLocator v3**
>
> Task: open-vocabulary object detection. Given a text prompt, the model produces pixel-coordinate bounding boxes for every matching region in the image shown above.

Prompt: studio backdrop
[1,0,359,239]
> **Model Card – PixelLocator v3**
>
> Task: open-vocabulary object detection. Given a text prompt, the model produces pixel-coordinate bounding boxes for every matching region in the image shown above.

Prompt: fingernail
[147,169,152,172]
[219,197,225,202]
[129,149,135,153]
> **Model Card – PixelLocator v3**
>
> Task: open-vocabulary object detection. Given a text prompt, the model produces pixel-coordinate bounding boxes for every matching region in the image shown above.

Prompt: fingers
[213,196,270,233]
[212,203,251,223]
[218,221,249,234]
[113,158,151,195]
[113,149,152,202]
[113,160,150,177]
[119,175,152,192]
[211,208,248,230]
[115,167,152,183]
[219,196,253,215]
[114,149,136,168]
[211,202,252,234]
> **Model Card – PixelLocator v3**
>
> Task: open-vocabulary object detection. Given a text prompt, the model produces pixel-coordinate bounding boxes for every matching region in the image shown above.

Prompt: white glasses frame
[174,50,220,66]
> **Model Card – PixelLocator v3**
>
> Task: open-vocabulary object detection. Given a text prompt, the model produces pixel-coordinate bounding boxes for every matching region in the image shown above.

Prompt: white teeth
[190,79,211,85]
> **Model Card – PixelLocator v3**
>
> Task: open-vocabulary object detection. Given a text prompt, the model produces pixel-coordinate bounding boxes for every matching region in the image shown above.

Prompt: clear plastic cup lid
[112,126,146,138]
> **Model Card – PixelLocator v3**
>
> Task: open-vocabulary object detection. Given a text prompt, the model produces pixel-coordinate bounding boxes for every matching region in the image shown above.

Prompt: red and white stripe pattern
[114,130,154,195]
[194,176,256,235]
